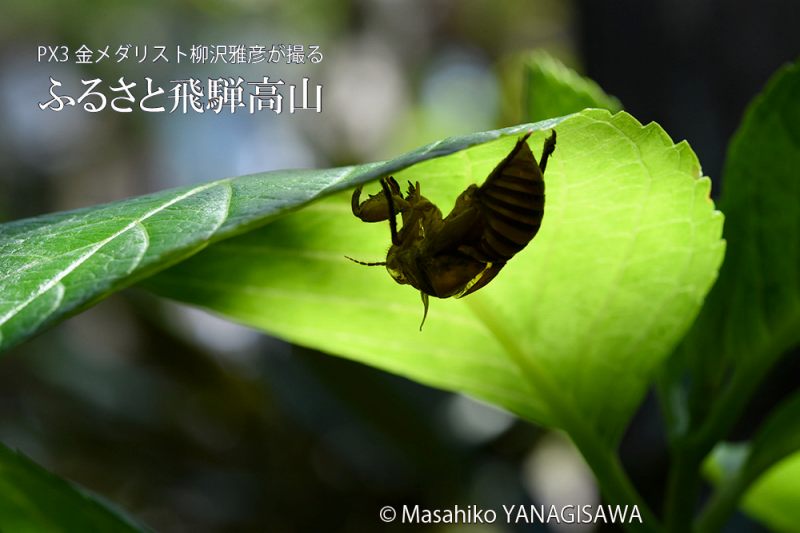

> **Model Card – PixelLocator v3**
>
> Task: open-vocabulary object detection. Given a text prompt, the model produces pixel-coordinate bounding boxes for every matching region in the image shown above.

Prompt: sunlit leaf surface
[146,109,724,445]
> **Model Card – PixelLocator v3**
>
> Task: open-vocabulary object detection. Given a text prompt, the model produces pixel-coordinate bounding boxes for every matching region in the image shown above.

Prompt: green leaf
[145,109,724,446]
[0,116,565,352]
[658,59,800,533]
[739,454,800,533]
[671,61,800,426]
[522,51,622,122]
[0,442,146,532]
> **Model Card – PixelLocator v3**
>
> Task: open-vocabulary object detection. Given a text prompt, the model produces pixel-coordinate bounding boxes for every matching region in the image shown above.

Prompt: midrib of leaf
[0,181,230,328]
[742,157,771,344]
[724,61,800,364]
[464,296,659,531]
[463,297,565,421]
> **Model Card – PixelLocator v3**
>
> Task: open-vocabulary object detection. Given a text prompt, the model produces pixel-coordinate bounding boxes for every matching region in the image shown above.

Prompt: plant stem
[564,406,661,533]
[466,299,660,533]
[663,445,702,533]
[663,359,773,532]
[693,363,768,459]
[695,470,751,533]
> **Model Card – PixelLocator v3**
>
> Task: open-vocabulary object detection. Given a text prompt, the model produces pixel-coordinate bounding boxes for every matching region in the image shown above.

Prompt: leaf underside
[0,116,564,352]
[145,109,724,446]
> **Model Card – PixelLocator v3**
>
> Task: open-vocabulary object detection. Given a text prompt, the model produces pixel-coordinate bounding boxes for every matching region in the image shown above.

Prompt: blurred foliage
[500,51,622,124]
[669,61,800,419]
[0,442,144,533]
[521,51,622,121]
[658,61,800,532]
[704,391,800,532]
[0,0,798,532]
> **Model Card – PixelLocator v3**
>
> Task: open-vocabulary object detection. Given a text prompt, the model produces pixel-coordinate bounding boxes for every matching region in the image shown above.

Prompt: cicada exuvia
[348,131,556,329]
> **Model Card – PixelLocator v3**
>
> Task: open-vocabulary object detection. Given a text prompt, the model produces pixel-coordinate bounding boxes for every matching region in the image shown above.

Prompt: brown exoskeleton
[348,131,556,330]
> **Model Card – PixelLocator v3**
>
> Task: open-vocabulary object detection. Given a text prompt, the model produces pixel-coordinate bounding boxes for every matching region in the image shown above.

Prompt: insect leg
[380,178,401,246]
[419,292,430,331]
[351,185,362,217]
[351,177,409,223]
[539,130,557,173]
[345,256,387,266]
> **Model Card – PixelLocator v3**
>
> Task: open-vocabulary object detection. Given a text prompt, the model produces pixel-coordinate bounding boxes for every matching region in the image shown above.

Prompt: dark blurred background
[0,1,797,531]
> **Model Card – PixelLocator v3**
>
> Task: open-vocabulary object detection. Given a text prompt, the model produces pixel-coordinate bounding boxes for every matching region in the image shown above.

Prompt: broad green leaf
[516,51,622,123]
[671,61,800,424]
[739,454,800,533]
[0,116,566,352]
[145,109,724,445]
[0,442,146,532]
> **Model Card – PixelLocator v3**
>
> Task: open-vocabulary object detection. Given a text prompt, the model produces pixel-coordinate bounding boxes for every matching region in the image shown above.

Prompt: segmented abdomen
[477,134,545,262]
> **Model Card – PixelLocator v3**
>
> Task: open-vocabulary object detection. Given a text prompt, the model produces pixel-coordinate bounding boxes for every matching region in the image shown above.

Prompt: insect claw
[351,185,364,217]
[419,292,429,331]
[385,176,402,195]
[539,130,557,173]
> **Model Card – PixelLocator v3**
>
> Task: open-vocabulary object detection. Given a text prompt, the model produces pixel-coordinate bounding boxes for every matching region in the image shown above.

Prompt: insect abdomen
[478,135,545,261]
